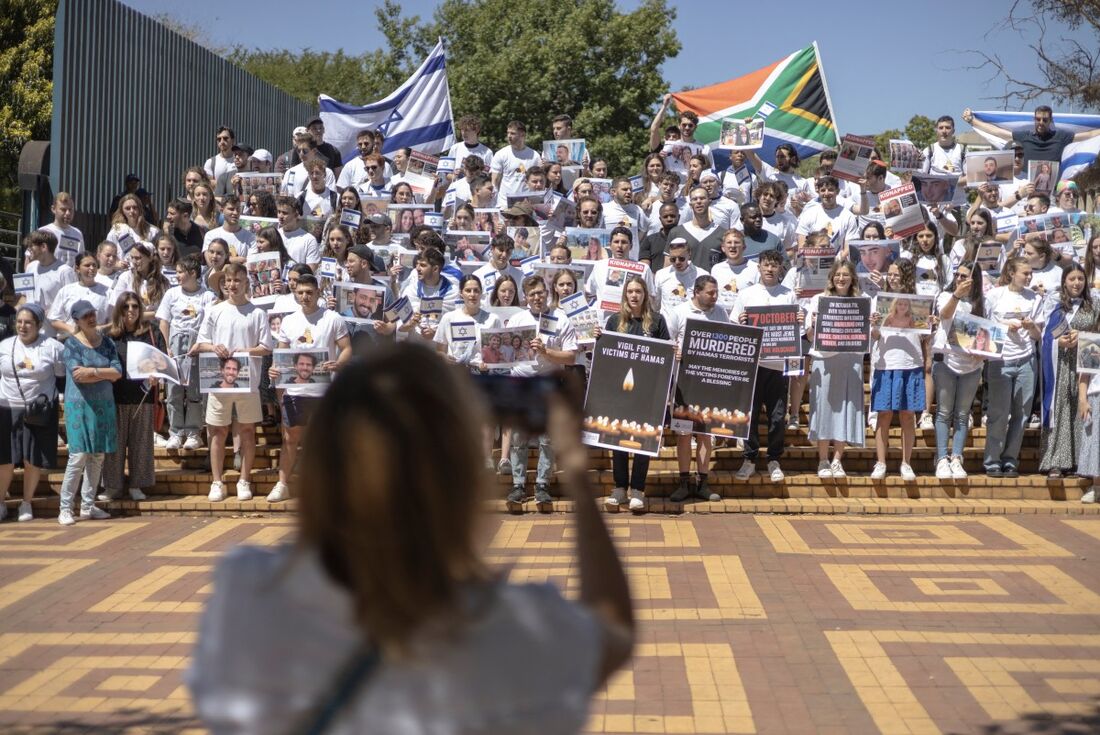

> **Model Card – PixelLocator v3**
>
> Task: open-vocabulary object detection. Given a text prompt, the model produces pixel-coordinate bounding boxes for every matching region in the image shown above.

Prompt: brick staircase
[3,419,1093,518]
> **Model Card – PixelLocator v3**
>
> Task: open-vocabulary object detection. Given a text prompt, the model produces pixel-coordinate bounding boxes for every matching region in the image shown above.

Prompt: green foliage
[904,115,936,150]
[0,0,55,212]
[230,0,680,176]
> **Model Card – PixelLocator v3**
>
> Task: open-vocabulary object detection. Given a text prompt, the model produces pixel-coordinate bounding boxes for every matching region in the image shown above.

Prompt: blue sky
[122,0,1090,135]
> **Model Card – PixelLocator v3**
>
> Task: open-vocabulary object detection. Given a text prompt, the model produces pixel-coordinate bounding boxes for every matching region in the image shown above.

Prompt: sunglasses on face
[123,303,141,310]
[668,255,687,263]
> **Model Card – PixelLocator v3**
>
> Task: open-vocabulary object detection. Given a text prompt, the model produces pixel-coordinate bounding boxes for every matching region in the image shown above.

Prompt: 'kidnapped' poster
[671,319,762,439]
[582,332,675,456]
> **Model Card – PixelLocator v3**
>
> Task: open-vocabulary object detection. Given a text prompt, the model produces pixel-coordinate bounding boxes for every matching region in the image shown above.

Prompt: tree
[904,115,936,150]
[0,0,55,212]
[968,0,1100,109]
[231,0,680,176]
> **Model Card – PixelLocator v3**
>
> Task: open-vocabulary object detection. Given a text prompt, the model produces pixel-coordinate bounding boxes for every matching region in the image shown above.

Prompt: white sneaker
[17,500,32,522]
[900,463,916,481]
[831,460,846,478]
[871,462,888,480]
[919,412,934,430]
[867,410,877,428]
[236,480,253,501]
[165,434,182,450]
[968,415,975,429]
[605,487,626,507]
[153,433,169,448]
[208,481,226,502]
[128,488,146,501]
[935,457,952,480]
[768,461,784,482]
[817,460,833,478]
[950,457,967,479]
[79,506,110,520]
[183,433,203,450]
[735,459,756,480]
[58,508,75,526]
[787,417,799,431]
[266,481,290,503]
[628,489,645,511]
[1083,487,1097,504]
[1028,414,1040,429]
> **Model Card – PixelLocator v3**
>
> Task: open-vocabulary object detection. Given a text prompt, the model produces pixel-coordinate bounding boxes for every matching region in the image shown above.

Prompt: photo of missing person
[563,228,613,261]
[126,341,181,385]
[849,240,900,276]
[246,252,282,299]
[198,353,252,394]
[874,293,934,334]
[479,327,538,369]
[272,349,333,386]
[541,138,586,167]
[335,283,386,324]
[965,150,1014,187]
[1078,331,1100,374]
[1029,160,1059,194]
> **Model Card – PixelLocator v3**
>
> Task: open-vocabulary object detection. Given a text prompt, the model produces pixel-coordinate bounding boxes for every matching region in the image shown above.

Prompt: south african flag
[671,43,839,167]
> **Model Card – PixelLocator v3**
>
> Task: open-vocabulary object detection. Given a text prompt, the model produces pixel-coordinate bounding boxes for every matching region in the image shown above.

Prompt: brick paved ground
[2,514,1100,734]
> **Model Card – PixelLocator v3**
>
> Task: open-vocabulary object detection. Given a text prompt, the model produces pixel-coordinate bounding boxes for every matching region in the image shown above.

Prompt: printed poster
[743,305,802,360]
[813,296,871,353]
[582,332,676,457]
[596,258,648,312]
[672,320,762,440]
[878,183,924,238]
[833,134,877,182]
[873,293,934,335]
[198,352,252,394]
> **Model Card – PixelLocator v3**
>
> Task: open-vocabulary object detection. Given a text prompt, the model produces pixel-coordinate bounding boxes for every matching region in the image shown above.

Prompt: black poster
[744,304,803,360]
[813,296,871,353]
[582,332,676,457]
[672,319,762,439]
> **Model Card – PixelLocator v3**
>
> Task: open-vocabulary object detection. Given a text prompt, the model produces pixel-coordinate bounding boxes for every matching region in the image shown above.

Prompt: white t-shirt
[204,153,236,182]
[757,161,814,198]
[711,260,761,311]
[433,308,502,366]
[796,202,858,252]
[730,281,796,371]
[680,197,739,232]
[204,226,256,260]
[490,145,542,207]
[39,223,84,268]
[762,210,798,250]
[664,299,730,345]
[472,263,526,308]
[448,140,495,169]
[602,200,650,235]
[901,251,951,298]
[109,270,164,312]
[933,291,984,374]
[984,285,1043,361]
[0,335,65,408]
[155,284,217,337]
[275,307,348,397]
[1029,260,1063,296]
[923,142,966,175]
[871,315,924,371]
[506,308,577,377]
[654,263,707,313]
[280,228,322,267]
[281,164,336,197]
[301,187,337,219]
[187,545,600,735]
[48,280,113,329]
[197,300,274,386]
[27,259,76,338]
[106,222,160,254]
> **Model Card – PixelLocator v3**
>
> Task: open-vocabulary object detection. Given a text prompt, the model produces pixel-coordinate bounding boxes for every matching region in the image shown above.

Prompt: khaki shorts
[205,392,263,427]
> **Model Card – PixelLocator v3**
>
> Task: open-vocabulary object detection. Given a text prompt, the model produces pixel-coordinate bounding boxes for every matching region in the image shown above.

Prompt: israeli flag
[970,110,1100,179]
[320,39,456,164]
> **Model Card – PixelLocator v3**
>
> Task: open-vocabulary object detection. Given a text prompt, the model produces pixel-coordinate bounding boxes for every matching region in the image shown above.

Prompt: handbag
[11,347,54,427]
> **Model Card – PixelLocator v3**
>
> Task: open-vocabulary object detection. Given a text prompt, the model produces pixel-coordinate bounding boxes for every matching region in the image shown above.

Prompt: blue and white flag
[319,39,455,164]
[970,110,1100,180]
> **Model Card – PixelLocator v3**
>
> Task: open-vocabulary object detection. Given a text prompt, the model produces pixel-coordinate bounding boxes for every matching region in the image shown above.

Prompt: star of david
[378,109,405,136]
[457,326,470,337]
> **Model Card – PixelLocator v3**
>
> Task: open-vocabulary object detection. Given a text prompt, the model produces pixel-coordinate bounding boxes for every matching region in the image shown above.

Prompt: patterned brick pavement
[2,514,1100,734]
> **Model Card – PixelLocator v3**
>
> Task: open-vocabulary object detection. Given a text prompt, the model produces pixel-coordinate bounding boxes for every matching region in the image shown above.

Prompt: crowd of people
[3,104,1100,524]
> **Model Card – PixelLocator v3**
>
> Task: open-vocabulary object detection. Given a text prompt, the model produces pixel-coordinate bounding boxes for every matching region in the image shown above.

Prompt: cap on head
[70,300,96,321]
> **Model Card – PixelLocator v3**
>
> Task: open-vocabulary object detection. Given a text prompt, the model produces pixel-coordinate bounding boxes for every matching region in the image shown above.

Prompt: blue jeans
[510,431,554,487]
[933,362,982,460]
[59,452,105,513]
[984,356,1036,471]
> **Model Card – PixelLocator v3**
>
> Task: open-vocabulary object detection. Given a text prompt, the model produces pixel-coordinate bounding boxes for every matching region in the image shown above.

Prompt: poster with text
[744,305,803,359]
[582,332,675,456]
[878,183,924,238]
[672,320,761,439]
[813,296,871,353]
[833,135,877,182]
[597,259,649,312]
[559,292,601,345]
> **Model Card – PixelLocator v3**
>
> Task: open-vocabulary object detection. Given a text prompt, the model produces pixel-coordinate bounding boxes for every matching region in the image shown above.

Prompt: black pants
[744,367,788,462]
[612,450,650,490]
